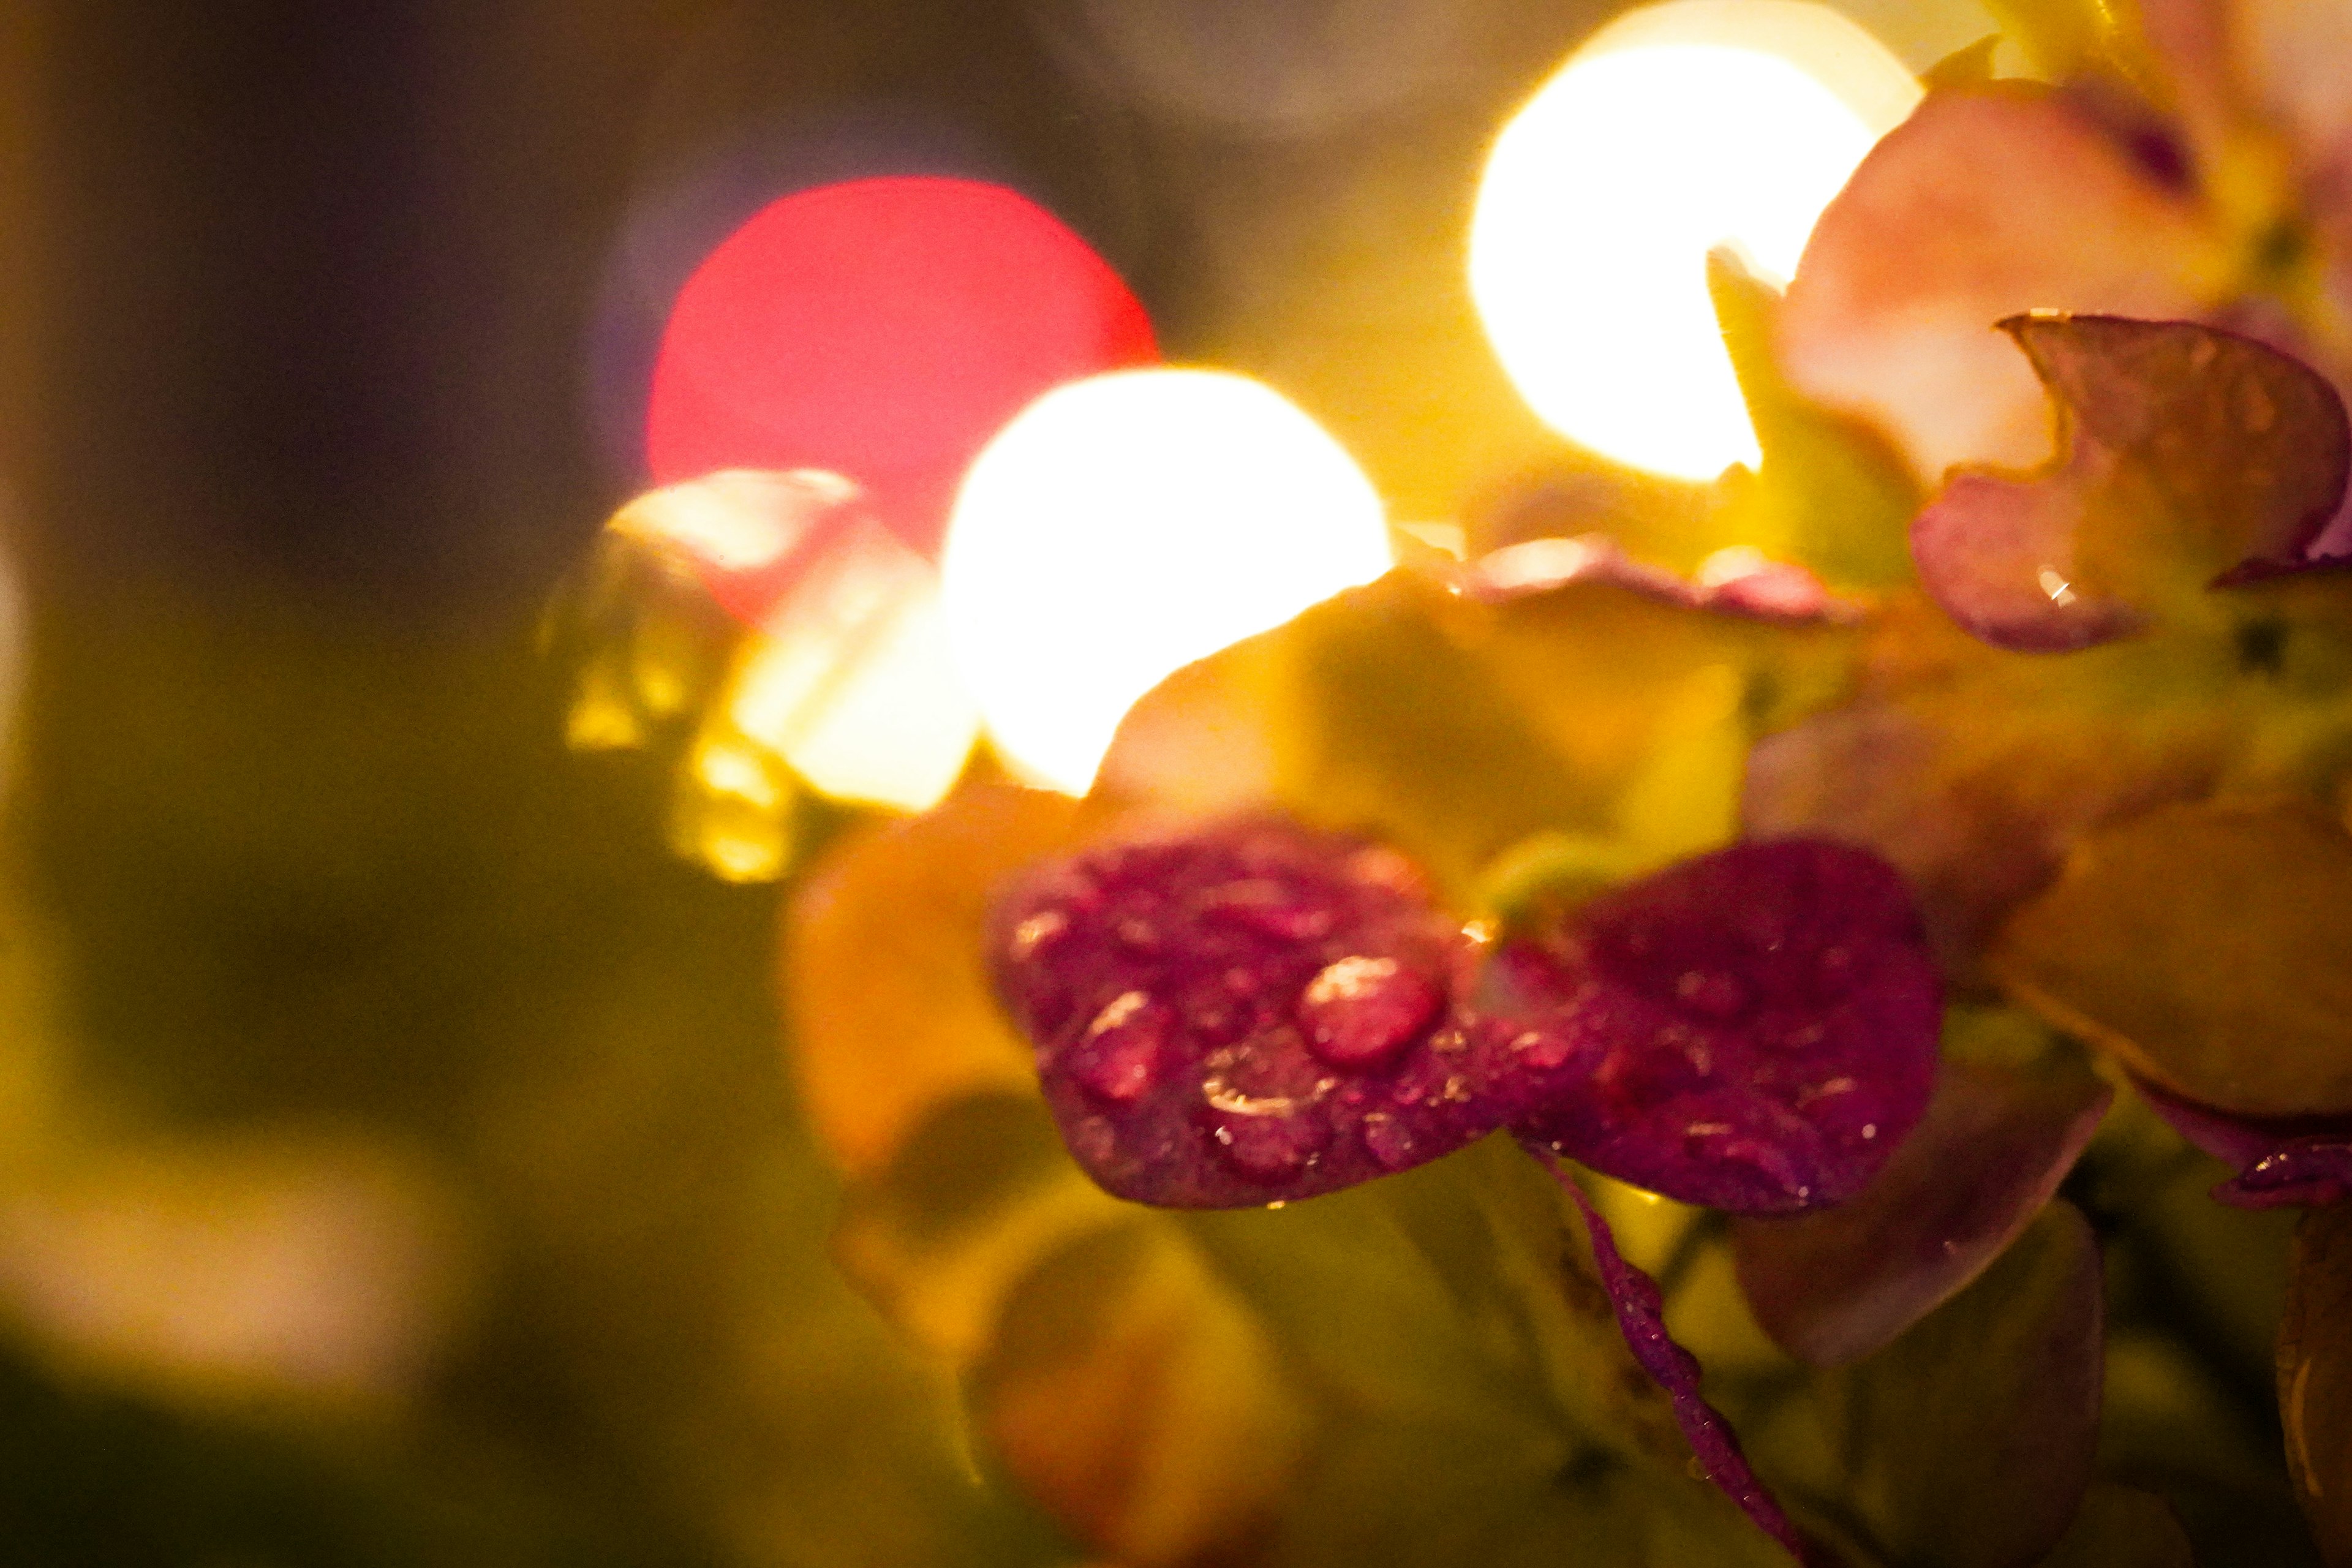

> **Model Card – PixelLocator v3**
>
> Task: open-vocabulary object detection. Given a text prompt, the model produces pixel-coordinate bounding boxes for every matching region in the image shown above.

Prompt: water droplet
[1362,1111,1417,1170]
[1511,1028,1573,1072]
[1795,1076,1856,1107]
[1861,1123,1879,1140]
[1069,1115,1118,1168]
[1298,954,1442,1069]
[1009,910,1068,960]
[1075,990,1166,1103]
[1673,969,1750,1020]
[1199,878,1335,942]
[1212,1110,1325,1184]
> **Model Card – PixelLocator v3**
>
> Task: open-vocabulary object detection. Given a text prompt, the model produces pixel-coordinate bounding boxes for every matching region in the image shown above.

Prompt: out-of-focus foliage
[1733,1013,2110,1366]
[0,571,1066,1567]
[1098,567,1857,900]
[1994,799,2352,1115]
[1751,1204,2106,1568]
[2280,1204,2352,1564]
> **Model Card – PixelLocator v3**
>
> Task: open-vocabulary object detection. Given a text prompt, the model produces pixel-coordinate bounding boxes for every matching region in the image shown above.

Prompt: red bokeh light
[646,176,1158,560]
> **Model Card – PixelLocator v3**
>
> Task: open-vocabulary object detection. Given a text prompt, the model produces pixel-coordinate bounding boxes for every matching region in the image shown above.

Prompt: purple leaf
[1912,471,2148,650]
[1732,1058,2111,1365]
[2218,1140,2352,1209]
[1453,533,1853,625]
[1912,315,2351,650]
[1486,840,1942,1214]
[990,816,1499,1207]
[2137,1079,2352,1210]
[1537,1152,1820,1564]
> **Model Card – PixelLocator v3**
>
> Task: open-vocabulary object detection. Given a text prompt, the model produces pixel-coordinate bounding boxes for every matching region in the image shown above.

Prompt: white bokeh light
[1469,0,1920,481]
[941,368,1392,795]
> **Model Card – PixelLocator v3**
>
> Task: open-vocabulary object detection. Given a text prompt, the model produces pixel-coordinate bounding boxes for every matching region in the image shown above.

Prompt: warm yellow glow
[1469,0,1920,480]
[726,518,980,813]
[940,369,1392,795]
[609,467,860,573]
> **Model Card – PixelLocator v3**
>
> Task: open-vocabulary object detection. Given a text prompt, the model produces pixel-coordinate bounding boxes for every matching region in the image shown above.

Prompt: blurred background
[0,2,2005,1562]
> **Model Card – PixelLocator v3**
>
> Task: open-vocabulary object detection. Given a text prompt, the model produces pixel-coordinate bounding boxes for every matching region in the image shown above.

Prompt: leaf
[785,780,1082,1175]
[974,1218,1310,1567]
[1098,569,1857,900]
[834,1090,1313,1567]
[1488,840,1943,1215]
[2281,1204,2352,1566]
[1708,246,1920,594]
[1732,1044,2111,1365]
[1981,0,2144,80]
[1186,1138,1803,1568]
[1765,1205,2106,1568]
[2034,1485,2195,1568]
[1910,316,2351,649]
[989,815,1501,1206]
[1992,798,2352,1115]
[1743,587,2326,979]
[1781,85,2209,486]
[2218,1137,2352,1208]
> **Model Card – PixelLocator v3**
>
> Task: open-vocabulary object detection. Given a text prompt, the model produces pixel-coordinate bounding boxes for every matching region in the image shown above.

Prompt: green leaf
[2280,1204,2352,1565]
[1992,798,2352,1115]
[1979,0,2149,82]
[1709,247,1921,592]
[1757,1205,2105,1568]
[2035,1485,2195,1567]
[1101,570,1856,902]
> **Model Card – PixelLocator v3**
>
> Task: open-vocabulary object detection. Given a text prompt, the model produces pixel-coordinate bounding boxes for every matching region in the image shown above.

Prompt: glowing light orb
[941,369,1392,796]
[1468,0,1920,481]
[647,176,1157,559]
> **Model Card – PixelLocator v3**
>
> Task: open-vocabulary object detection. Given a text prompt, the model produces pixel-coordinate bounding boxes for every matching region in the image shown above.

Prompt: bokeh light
[1468,0,1920,481]
[940,368,1392,796]
[603,470,980,839]
[646,176,1157,557]
[720,513,978,815]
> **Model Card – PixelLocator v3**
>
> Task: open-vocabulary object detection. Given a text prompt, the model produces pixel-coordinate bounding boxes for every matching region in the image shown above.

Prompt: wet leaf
[2281,1204,2352,1564]
[1733,1048,2110,1365]
[785,780,1085,1175]
[1910,315,2350,649]
[1767,1205,2105,1568]
[1098,570,1856,899]
[1992,798,2352,1115]
[1490,840,1942,1215]
[990,815,1501,1206]
[2218,1137,2352,1208]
